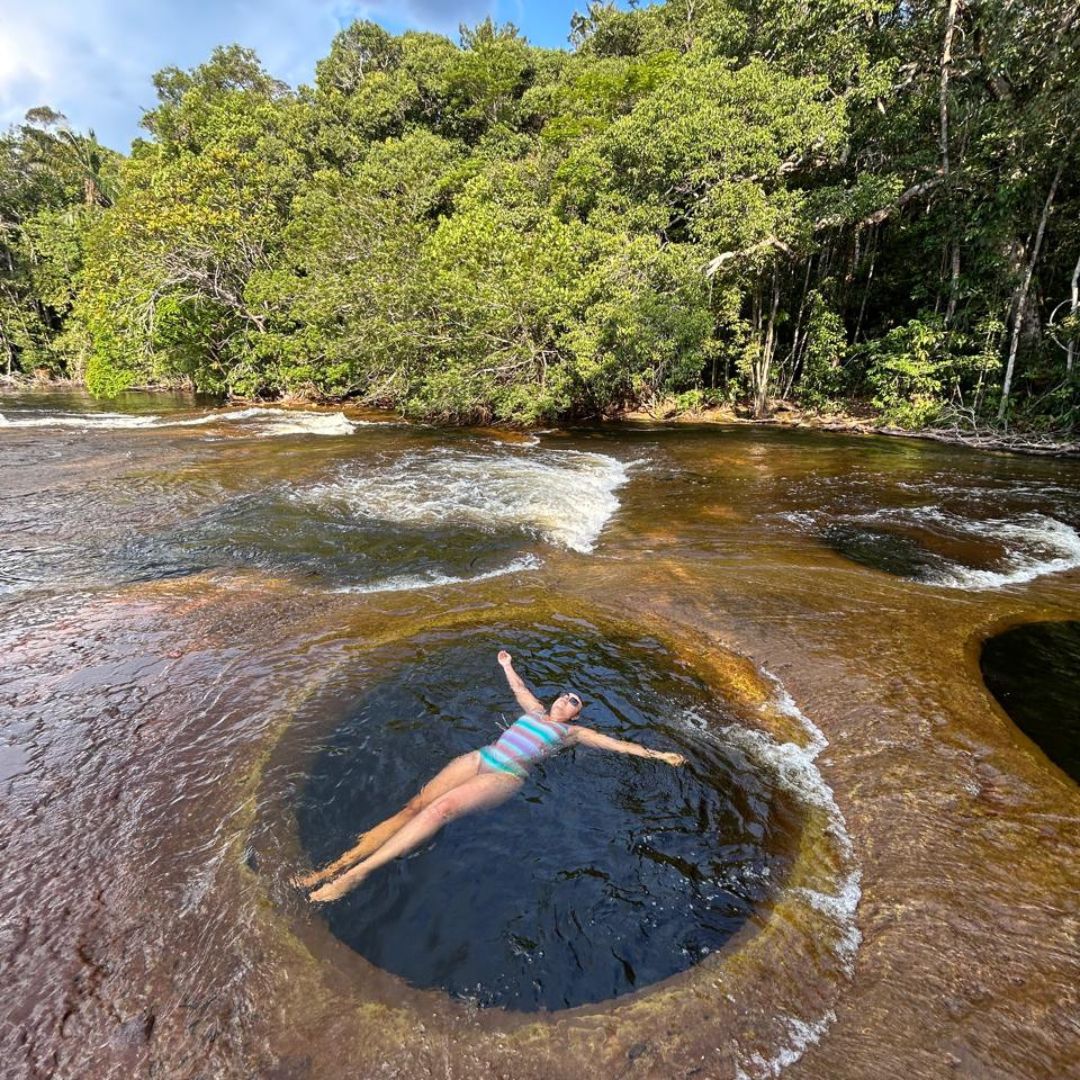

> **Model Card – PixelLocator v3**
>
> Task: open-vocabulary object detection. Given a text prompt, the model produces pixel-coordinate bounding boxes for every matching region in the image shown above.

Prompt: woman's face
[549,692,583,722]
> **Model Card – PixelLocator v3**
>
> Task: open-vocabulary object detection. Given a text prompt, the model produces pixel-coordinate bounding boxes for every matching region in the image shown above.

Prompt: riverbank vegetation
[1,1,1078,432]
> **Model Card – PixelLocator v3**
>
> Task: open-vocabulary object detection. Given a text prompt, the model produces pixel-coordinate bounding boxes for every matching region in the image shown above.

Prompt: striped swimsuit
[478,714,572,780]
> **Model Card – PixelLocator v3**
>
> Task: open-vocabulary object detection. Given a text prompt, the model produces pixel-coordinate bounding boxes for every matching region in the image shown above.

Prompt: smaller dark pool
[295,625,795,1011]
[823,519,1004,583]
[981,620,1080,782]
[824,523,949,580]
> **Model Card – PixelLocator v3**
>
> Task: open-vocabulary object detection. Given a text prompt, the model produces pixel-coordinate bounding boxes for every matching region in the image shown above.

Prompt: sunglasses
[564,692,582,709]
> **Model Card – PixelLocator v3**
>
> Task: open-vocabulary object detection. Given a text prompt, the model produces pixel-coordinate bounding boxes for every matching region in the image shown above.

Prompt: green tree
[76,48,307,395]
[0,110,118,376]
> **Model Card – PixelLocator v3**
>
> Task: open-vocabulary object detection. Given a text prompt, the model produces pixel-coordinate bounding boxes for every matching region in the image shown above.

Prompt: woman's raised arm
[497,651,545,717]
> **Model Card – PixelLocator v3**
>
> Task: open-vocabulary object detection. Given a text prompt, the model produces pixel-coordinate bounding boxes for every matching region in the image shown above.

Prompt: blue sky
[0,0,586,152]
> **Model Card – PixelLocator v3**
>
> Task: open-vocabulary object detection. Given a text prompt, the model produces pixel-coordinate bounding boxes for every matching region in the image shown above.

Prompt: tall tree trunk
[945,242,961,326]
[998,157,1068,420]
[854,233,878,343]
[755,273,780,418]
[939,0,958,177]
[933,246,946,316]
[940,0,961,326]
[973,320,1000,413]
[784,256,814,396]
[1068,250,1080,375]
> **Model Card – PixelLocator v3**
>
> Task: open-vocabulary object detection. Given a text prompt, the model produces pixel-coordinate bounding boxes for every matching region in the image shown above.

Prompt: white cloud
[0,0,494,151]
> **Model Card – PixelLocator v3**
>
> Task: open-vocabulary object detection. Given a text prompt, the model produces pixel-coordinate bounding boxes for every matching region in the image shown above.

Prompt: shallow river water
[1,390,1078,1079]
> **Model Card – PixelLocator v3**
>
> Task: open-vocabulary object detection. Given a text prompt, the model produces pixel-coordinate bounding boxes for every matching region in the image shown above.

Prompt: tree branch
[705,237,793,277]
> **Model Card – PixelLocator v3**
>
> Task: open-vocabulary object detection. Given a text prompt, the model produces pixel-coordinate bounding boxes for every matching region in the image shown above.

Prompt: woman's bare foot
[290,868,327,889]
[308,870,365,903]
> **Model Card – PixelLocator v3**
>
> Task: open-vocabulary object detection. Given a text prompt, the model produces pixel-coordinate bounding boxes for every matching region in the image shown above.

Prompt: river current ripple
[1,390,1078,1079]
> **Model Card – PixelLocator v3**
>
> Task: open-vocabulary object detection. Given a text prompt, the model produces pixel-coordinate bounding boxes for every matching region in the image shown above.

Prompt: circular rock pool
[292,626,799,1011]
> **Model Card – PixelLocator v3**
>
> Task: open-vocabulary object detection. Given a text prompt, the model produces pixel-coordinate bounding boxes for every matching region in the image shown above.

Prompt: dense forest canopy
[1,0,1078,429]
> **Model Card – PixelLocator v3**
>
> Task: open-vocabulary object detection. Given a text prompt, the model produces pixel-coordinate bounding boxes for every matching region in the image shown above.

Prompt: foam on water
[0,406,362,437]
[926,512,1080,589]
[0,411,161,429]
[783,504,1080,590]
[300,447,633,553]
[163,407,360,436]
[333,554,541,594]
[793,875,863,968]
[734,1011,837,1080]
[676,688,861,958]
[677,671,861,1078]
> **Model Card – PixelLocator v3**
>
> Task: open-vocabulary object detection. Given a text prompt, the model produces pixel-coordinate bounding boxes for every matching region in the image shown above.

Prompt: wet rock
[262,1054,313,1079]
[112,1012,155,1049]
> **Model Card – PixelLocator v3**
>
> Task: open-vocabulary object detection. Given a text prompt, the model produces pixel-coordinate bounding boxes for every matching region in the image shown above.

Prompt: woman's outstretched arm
[567,725,685,766]
[497,650,545,717]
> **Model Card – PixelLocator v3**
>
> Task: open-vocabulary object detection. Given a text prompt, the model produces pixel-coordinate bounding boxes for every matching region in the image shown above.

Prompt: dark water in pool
[295,626,790,1010]
[981,621,1080,782]
[823,523,950,580]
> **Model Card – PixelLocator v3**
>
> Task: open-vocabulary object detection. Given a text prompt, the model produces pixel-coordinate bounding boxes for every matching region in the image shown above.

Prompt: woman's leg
[292,751,482,888]
[308,773,520,902]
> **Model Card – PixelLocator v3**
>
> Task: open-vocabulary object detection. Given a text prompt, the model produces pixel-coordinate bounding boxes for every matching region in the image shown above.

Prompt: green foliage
[562,237,713,411]
[862,318,951,427]
[859,316,1003,429]
[5,1,1078,434]
[671,387,721,413]
[443,20,536,136]
[264,129,467,400]
[75,58,308,396]
[0,110,120,376]
[798,300,848,408]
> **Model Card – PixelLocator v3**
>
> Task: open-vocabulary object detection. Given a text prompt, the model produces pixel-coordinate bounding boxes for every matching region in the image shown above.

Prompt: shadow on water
[121,488,535,589]
[821,516,1006,582]
[0,387,221,417]
[981,620,1080,782]
[294,626,795,1011]
[822,523,954,580]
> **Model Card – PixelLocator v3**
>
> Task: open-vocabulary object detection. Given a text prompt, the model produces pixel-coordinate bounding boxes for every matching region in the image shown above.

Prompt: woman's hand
[497,650,513,668]
[655,751,686,767]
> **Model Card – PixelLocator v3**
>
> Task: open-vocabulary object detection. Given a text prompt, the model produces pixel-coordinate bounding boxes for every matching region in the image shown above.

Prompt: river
[1,389,1077,1079]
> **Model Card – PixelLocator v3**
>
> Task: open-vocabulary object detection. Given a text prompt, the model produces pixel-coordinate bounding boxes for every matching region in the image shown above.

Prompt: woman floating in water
[297,650,685,903]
